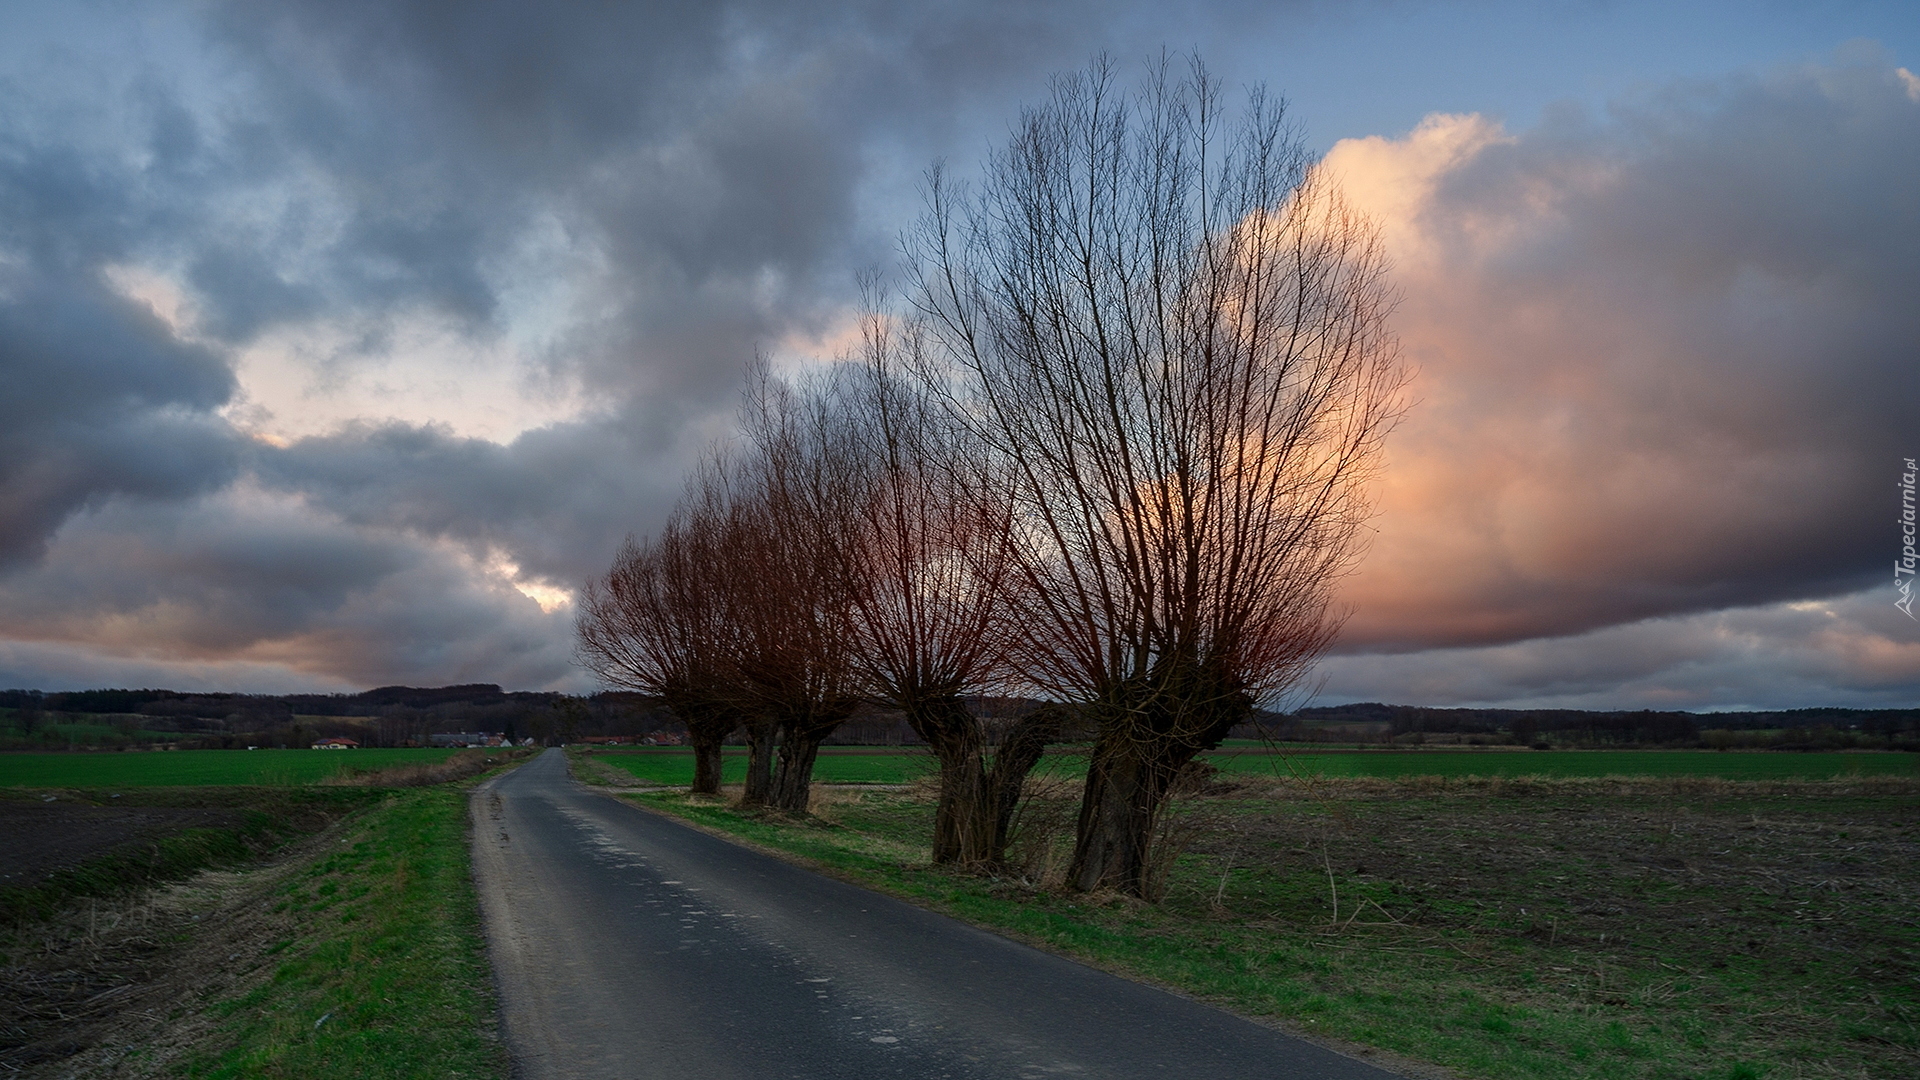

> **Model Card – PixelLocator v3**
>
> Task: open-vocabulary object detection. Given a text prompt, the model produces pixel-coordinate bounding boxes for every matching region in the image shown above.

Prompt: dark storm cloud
[185,0,1218,590]
[256,415,695,589]
[0,101,244,566]
[188,0,1131,356]
[0,489,575,689]
[1,0,1180,689]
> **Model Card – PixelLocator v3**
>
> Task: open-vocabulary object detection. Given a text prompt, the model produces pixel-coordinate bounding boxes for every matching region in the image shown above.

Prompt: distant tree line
[0,685,677,751]
[1272,703,1920,751]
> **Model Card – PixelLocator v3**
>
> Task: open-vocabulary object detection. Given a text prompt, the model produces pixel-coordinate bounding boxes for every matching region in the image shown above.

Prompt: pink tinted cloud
[1322,57,1919,654]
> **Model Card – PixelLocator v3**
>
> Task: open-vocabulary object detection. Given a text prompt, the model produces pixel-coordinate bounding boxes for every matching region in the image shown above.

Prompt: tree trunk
[925,721,993,865]
[1068,673,1250,896]
[910,699,1067,868]
[986,704,1069,861]
[903,697,989,864]
[742,718,776,807]
[770,730,827,812]
[1066,735,1182,894]
[689,726,725,796]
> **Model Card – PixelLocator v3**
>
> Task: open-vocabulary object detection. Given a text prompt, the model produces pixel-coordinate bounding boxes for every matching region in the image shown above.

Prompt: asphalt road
[471,748,1405,1080]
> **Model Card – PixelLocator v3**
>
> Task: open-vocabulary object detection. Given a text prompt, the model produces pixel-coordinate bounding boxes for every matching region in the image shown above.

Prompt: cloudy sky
[2,0,1915,710]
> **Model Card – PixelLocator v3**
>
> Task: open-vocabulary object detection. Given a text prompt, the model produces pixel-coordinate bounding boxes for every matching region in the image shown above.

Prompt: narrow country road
[471,748,1404,1080]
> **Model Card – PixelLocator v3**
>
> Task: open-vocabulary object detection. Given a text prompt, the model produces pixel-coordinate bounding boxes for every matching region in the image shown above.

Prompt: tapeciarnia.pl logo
[1899,457,1917,619]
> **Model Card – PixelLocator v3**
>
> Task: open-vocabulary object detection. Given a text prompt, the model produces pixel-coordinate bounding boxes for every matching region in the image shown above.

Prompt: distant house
[429,732,504,748]
[312,738,359,749]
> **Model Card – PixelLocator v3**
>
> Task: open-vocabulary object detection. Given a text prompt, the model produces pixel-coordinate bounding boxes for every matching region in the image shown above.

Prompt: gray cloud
[256,414,696,589]
[0,3,1910,704]
[0,115,243,565]
[0,489,579,689]
[1316,586,1920,710]
[0,0,1167,690]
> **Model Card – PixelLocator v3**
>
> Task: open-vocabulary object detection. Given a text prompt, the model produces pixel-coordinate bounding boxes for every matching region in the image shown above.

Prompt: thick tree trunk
[1066,735,1187,895]
[1067,689,1247,896]
[903,697,992,866]
[689,726,725,796]
[927,725,993,865]
[770,731,827,812]
[741,718,776,807]
[910,699,1067,868]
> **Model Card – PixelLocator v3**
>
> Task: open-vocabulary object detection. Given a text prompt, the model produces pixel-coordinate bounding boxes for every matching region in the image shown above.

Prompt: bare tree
[575,511,747,796]
[825,312,1063,866]
[727,367,864,814]
[908,56,1405,895]
[578,377,861,814]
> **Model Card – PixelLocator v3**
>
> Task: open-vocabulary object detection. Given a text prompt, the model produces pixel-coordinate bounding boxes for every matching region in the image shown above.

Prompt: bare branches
[908,54,1406,894]
[579,53,1403,892]
[575,469,752,795]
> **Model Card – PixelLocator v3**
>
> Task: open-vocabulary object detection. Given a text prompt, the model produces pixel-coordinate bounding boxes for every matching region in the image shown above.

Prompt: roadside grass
[588,746,1915,788]
[1,762,519,1077]
[0,749,461,788]
[168,784,506,1079]
[632,776,1920,1080]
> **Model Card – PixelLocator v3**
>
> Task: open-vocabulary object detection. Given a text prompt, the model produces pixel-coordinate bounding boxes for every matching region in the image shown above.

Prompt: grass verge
[1,781,510,1077]
[631,776,1919,1080]
[169,783,507,1078]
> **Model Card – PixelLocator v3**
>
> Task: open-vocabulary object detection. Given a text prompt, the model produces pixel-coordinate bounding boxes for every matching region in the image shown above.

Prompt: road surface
[471,748,1405,1079]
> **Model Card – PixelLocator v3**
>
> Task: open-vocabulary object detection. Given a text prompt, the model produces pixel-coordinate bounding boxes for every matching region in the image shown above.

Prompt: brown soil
[1171,776,1920,1065]
[1203,777,1919,953]
[0,803,244,890]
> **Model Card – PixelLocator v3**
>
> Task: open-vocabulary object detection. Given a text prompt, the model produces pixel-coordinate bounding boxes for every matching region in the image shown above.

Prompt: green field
[1207,747,1919,781]
[590,747,940,786]
[588,746,1915,786]
[0,748,459,787]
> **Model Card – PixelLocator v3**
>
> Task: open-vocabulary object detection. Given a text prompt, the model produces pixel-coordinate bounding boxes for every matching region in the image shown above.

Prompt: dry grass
[0,822,337,1075]
[322,747,532,788]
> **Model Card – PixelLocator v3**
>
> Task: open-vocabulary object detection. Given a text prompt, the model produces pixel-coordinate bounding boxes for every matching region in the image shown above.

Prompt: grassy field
[0,748,460,788]
[633,775,1920,1080]
[587,745,1916,787]
[1,775,511,1076]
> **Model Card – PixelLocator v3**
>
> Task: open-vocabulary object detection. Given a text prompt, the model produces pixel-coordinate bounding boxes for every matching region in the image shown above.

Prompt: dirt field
[0,802,245,890]
[1185,777,1919,995]
[0,831,326,1075]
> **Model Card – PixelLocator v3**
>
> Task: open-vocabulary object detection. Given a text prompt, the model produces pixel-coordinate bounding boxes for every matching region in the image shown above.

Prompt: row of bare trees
[578,55,1405,897]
